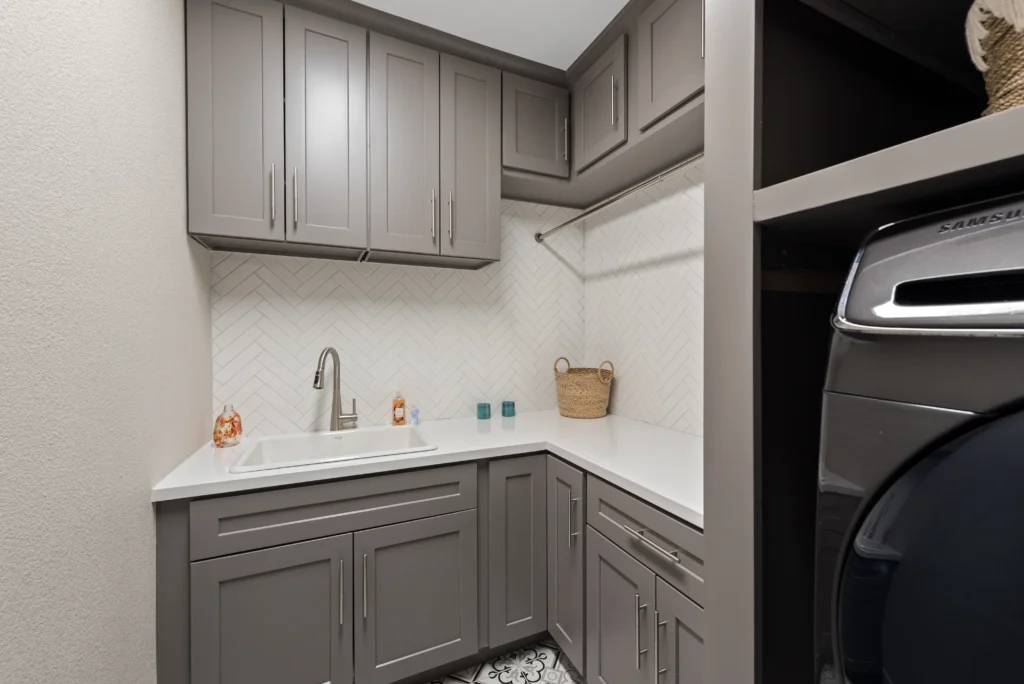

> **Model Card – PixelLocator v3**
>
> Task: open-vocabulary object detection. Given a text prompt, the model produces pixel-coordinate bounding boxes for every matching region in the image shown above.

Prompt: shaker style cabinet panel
[190,534,353,684]
[502,73,571,178]
[572,34,628,173]
[636,0,705,131]
[284,7,367,248]
[369,33,441,256]
[655,578,706,684]
[488,455,547,646]
[547,456,585,670]
[586,527,656,684]
[187,0,284,241]
[355,511,478,684]
[440,54,502,261]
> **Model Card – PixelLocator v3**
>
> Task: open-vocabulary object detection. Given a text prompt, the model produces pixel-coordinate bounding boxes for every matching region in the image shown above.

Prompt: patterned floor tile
[450,663,484,683]
[476,644,560,684]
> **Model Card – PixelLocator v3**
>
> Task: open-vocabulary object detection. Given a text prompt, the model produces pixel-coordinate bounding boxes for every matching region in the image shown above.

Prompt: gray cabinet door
[355,510,478,684]
[655,578,705,684]
[369,33,440,255]
[191,534,353,684]
[186,0,284,241]
[502,73,570,178]
[285,7,367,248]
[636,0,704,131]
[547,456,585,669]
[488,455,547,646]
[440,54,502,261]
[586,527,656,684]
[572,34,627,173]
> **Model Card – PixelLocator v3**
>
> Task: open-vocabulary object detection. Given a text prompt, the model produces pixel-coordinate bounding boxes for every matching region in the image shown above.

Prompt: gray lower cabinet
[655,578,705,684]
[285,6,367,248]
[572,34,628,173]
[636,0,705,131]
[502,73,571,178]
[369,33,441,256]
[586,526,656,684]
[355,510,478,684]
[547,456,585,669]
[440,54,502,261]
[488,455,547,646]
[186,0,285,242]
[191,533,353,684]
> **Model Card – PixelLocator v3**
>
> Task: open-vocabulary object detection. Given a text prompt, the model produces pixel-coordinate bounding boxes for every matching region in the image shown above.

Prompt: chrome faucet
[313,347,358,431]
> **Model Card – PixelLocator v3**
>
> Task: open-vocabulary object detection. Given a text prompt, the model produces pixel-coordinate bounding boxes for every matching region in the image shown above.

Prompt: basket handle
[554,357,571,373]
[598,360,615,384]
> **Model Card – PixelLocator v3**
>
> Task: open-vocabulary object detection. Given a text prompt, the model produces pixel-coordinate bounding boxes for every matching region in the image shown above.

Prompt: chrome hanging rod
[534,151,704,243]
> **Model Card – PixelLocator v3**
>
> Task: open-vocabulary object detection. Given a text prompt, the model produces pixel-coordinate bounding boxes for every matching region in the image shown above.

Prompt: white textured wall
[0,2,211,683]
[212,202,583,434]
[584,160,704,436]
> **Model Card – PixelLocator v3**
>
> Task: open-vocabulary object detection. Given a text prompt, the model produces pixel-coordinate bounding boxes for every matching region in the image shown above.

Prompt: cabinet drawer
[190,464,477,560]
[586,475,705,605]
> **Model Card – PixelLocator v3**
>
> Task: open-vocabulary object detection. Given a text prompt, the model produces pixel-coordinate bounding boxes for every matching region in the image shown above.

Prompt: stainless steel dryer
[814,192,1024,684]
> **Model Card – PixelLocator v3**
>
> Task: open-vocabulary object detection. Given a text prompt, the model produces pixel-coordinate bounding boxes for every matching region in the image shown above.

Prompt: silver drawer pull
[655,612,667,680]
[339,558,344,625]
[624,525,681,564]
[362,553,368,619]
[270,163,276,224]
[568,494,579,547]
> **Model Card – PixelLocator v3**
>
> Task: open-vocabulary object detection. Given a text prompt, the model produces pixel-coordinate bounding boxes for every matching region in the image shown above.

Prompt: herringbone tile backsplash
[211,160,703,437]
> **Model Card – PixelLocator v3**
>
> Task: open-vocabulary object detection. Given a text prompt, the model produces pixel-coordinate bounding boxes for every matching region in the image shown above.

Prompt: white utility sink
[230,425,437,474]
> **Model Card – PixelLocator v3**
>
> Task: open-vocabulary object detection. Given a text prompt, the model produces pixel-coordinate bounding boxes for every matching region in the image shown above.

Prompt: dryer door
[830,409,1024,683]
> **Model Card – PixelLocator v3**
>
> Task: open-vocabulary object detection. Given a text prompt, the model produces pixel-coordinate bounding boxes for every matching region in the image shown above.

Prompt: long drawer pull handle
[448,190,454,242]
[339,558,344,625]
[635,593,648,670]
[624,525,681,564]
[292,167,298,229]
[655,612,667,680]
[270,163,276,224]
[430,189,436,240]
[563,118,568,161]
[610,74,616,127]
[362,553,368,620]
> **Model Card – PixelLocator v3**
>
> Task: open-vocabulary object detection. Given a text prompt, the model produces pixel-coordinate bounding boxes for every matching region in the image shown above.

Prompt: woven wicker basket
[554,357,614,419]
[980,16,1024,115]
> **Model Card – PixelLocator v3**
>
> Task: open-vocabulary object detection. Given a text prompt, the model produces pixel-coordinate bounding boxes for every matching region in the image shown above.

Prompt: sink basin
[230,425,437,474]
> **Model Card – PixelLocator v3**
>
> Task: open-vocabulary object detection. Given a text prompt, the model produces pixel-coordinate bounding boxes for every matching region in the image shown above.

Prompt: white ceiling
[354,0,630,69]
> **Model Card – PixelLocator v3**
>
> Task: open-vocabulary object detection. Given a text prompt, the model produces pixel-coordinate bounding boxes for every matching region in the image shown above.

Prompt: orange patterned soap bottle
[213,404,243,448]
[392,391,406,426]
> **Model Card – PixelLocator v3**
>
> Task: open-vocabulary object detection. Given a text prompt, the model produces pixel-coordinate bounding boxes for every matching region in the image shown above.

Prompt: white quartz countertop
[152,410,704,529]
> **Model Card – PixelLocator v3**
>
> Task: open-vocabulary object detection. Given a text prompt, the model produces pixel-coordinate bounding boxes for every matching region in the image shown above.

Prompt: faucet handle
[351,398,357,415]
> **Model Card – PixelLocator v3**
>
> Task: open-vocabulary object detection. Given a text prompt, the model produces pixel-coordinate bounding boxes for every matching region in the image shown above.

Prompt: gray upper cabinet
[655,578,705,684]
[191,533,353,684]
[440,54,502,261]
[502,73,570,178]
[285,7,367,248]
[488,455,547,646]
[369,33,440,256]
[187,0,284,241]
[636,0,705,131]
[572,34,628,173]
[547,456,585,670]
[355,511,478,684]
[586,526,656,684]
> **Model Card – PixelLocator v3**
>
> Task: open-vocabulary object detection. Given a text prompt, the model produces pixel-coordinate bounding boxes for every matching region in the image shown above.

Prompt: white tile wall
[584,161,704,436]
[211,201,584,435]
[210,160,704,437]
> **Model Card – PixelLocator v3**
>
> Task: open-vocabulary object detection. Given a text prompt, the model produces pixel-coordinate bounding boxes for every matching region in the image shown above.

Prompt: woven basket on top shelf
[967,2,1024,116]
[554,357,614,419]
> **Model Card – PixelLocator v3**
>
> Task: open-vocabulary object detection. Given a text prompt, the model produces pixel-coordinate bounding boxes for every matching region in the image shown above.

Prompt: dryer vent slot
[894,270,1024,307]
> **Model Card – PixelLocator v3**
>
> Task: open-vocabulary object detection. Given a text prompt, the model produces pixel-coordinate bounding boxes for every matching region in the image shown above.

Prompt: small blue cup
[501,401,516,417]
[477,403,491,420]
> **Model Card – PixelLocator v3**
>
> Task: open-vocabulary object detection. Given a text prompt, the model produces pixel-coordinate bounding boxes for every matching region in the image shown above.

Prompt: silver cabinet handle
[624,525,681,564]
[610,74,616,127]
[568,494,579,547]
[270,163,276,223]
[362,553,368,619]
[292,167,298,229]
[562,118,568,161]
[430,189,436,240]
[635,593,648,670]
[701,0,705,59]
[339,558,344,625]
[655,612,667,679]
[447,191,454,241]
